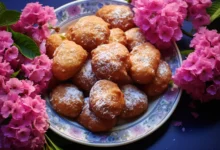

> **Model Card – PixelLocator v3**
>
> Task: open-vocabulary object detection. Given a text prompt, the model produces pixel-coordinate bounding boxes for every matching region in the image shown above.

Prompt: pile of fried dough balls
[46,5,172,132]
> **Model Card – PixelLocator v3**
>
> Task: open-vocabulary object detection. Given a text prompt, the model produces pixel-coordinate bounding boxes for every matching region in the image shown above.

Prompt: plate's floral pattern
[46,0,182,147]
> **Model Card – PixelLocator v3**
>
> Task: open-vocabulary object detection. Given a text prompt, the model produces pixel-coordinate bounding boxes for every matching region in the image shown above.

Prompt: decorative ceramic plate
[46,0,182,147]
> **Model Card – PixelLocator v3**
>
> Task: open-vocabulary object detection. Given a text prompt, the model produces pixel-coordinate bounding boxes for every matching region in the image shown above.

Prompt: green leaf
[8,27,40,59]
[180,50,194,56]
[0,10,20,26]
[0,2,6,15]
[11,70,20,78]
[125,0,131,3]
[45,134,63,150]
[207,1,220,22]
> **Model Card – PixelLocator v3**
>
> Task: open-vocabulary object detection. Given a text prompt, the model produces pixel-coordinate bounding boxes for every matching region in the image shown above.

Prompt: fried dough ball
[77,98,117,132]
[125,28,146,51]
[143,60,172,97]
[50,84,84,118]
[120,84,148,119]
[89,80,125,120]
[130,42,161,84]
[72,59,98,91]
[46,34,64,58]
[52,40,88,81]
[66,15,110,51]
[96,5,135,31]
[109,28,127,46]
[91,42,131,84]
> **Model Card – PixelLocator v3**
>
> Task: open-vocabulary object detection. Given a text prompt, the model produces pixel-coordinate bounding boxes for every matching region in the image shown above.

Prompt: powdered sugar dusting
[106,6,133,28]
[90,83,115,118]
[122,84,148,110]
[76,59,98,90]
[60,86,83,105]
[92,43,128,79]
[158,61,170,77]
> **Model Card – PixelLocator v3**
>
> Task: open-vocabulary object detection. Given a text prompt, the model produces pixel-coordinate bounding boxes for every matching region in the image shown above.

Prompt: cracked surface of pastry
[52,40,88,81]
[96,5,135,31]
[109,28,127,46]
[66,15,110,51]
[143,60,172,97]
[125,28,146,51]
[72,59,98,91]
[50,84,84,118]
[89,80,125,120]
[130,42,161,84]
[77,98,117,132]
[120,84,148,119]
[91,42,132,84]
[46,33,64,58]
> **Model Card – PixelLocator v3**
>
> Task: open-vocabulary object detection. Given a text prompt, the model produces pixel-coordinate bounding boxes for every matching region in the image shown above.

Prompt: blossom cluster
[13,2,57,44]
[0,2,56,149]
[173,27,220,102]
[132,0,188,49]
[186,0,211,30]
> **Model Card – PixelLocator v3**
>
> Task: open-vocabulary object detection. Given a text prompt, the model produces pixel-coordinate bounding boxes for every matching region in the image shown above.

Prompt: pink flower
[16,127,31,142]
[12,102,25,120]
[186,0,211,29]
[1,101,14,118]
[13,2,57,44]
[173,28,220,101]
[21,54,52,94]
[5,78,24,95]
[1,126,16,138]
[0,61,13,79]
[4,46,19,62]
[133,0,187,50]
[21,80,36,96]
[192,13,210,30]
[0,31,13,54]
[33,116,48,132]
[158,25,174,42]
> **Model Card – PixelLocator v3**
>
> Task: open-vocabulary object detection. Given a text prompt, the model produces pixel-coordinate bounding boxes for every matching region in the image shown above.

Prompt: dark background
[2,0,220,150]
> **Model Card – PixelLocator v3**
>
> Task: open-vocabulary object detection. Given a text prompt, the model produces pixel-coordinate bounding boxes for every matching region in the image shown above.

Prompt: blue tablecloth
[2,0,220,150]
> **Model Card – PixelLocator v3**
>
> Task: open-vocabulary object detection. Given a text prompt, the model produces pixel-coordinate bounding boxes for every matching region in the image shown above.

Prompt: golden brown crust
[66,15,110,51]
[109,28,127,46]
[52,40,88,81]
[96,5,135,31]
[77,98,117,132]
[143,60,172,97]
[91,42,131,84]
[125,28,146,51]
[46,34,64,58]
[120,84,148,119]
[50,84,84,118]
[72,59,98,91]
[130,42,161,84]
[89,80,125,120]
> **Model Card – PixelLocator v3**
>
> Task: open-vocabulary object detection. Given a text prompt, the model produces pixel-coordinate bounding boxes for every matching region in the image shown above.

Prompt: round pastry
[50,84,84,118]
[72,59,98,91]
[52,40,88,81]
[109,28,127,46]
[46,33,64,58]
[66,15,110,51]
[77,98,117,132]
[143,60,172,97]
[96,5,135,31]
[89,80,125,120]
[91,42,131,84]
[130,42,161,84]
[120,84,148,119]
[125,28,146,51]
